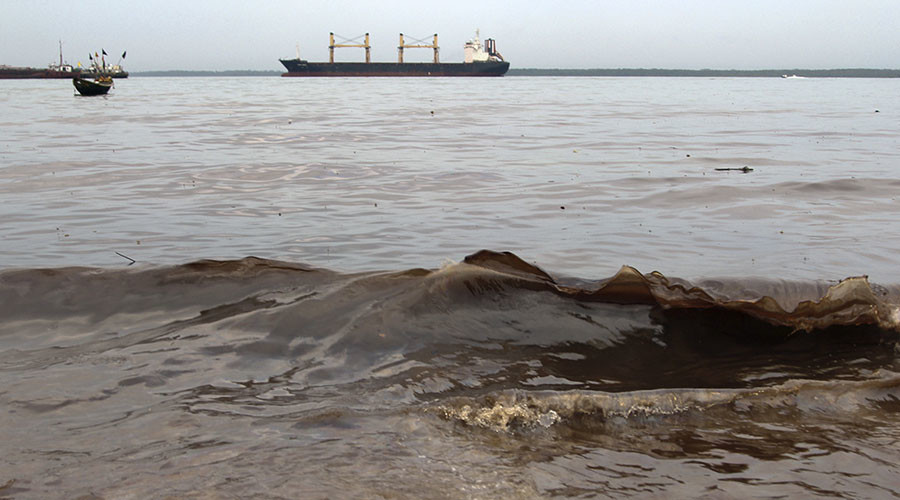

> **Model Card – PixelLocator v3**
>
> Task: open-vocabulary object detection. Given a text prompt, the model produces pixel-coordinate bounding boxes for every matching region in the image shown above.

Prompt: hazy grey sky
[2,0,899,71]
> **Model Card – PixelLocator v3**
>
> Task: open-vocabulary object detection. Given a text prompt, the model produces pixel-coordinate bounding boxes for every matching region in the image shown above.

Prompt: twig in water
[115,251,136,266]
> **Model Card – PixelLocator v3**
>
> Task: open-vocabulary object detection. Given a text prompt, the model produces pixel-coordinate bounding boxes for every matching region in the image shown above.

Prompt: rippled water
[2,76,900,499]
[3,76,900,280]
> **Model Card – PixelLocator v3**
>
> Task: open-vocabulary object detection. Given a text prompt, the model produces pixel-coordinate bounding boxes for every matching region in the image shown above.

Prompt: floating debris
[715,166,754,173]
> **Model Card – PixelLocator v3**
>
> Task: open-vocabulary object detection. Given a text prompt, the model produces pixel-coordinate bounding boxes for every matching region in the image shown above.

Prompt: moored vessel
[80,49,128,78]
[280,30,509,77]
[0,44,127,79]
[0,41,81,79]
[79,67,128,79]
[0,65,81,79]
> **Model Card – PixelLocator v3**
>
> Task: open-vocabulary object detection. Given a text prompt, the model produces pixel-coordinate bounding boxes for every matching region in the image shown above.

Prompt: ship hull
[279,59,509,77]
[80,70,129,79]
[0,67,82,79]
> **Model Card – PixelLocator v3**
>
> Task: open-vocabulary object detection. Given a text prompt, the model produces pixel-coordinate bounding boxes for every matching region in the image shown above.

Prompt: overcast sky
[2,0,899,71]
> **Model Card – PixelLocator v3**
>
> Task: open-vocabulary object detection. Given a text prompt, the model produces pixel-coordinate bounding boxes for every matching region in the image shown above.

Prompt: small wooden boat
[73,75,112,96]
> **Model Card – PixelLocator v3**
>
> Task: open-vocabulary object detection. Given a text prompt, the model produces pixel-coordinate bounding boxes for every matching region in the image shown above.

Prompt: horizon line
[128,67,900,77]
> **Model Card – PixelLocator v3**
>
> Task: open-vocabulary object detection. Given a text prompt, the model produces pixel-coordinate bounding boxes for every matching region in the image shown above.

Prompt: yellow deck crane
[329,33,371,63]
[398,34,439,64]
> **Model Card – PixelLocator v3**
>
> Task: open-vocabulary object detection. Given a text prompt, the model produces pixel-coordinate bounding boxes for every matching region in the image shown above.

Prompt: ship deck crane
[398,34,439,64]
[329,32,370,63]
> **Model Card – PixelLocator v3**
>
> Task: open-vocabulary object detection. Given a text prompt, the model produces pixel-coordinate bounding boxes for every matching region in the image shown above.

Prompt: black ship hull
[0,67,82,79]
[80,70,129,79]
[279,59,509,77]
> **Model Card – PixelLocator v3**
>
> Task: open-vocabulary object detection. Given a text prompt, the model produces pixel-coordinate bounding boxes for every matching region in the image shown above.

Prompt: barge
[0,41,80,79]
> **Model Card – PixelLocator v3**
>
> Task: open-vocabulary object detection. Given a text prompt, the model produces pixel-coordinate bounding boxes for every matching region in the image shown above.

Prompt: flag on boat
[102,49,107,56]
[121,51,126,59]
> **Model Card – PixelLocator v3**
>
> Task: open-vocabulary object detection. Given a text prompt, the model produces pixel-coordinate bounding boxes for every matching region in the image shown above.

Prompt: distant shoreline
[129,68,900,78]
[508,68,900,77]
[131,70,283,77]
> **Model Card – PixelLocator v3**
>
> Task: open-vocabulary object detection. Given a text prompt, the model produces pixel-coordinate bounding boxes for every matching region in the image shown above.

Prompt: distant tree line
[132,70,283,77]
[130,68,900,78]
[506,68,900,78]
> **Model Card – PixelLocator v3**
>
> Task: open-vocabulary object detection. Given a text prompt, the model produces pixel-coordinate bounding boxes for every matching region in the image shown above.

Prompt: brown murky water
[1,77,900,499]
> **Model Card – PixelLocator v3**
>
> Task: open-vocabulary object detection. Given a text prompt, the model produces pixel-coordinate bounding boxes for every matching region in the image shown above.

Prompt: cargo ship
[0,41,81,79]
[280,30,509,77]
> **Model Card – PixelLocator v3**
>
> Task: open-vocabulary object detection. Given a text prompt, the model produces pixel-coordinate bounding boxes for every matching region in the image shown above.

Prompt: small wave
[2,251,898,370]
[431,370,900,432]
[462,250,900,332]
